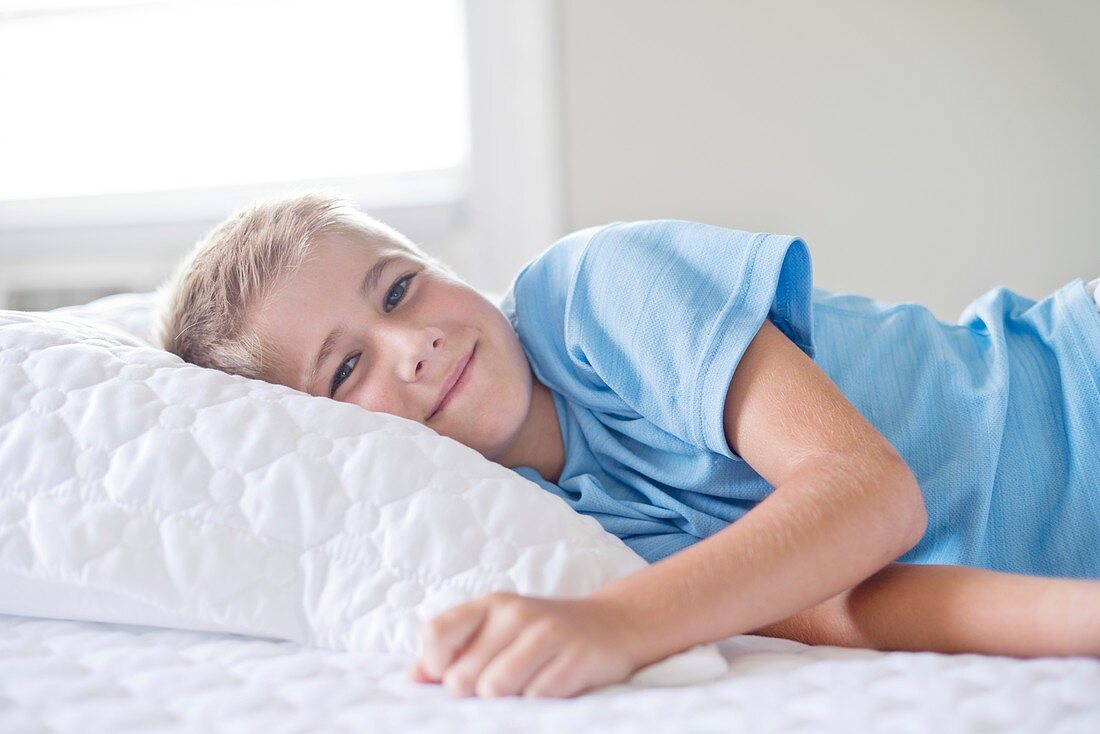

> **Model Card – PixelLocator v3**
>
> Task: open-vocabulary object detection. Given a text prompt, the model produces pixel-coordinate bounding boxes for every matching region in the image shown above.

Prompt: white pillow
[0,293,726,687]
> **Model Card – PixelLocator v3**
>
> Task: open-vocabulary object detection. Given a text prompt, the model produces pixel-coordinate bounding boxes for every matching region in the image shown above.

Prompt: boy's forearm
[754,563,1100,657]
[588,450,925,669]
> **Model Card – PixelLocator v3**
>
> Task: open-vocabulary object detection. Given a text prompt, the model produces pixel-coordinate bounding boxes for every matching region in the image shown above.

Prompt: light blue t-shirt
[499,220,1100,578]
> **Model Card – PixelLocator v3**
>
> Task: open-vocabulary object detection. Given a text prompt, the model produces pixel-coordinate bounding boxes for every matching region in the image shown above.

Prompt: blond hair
[156,190,440,381]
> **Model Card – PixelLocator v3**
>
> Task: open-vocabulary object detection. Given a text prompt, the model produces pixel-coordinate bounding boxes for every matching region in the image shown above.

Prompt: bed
[1,292,1097,733]
[4,613,1098,733]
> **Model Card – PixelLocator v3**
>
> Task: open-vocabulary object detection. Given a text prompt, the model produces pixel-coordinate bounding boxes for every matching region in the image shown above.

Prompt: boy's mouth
[427,343,475,420]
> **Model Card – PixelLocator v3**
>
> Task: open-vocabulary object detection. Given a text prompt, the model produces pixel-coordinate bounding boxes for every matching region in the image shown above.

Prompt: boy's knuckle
[422,618,448,643]
[478,674,507,697]
[528,617,563,643]
[444,667,476,691]
[498,600,531,625]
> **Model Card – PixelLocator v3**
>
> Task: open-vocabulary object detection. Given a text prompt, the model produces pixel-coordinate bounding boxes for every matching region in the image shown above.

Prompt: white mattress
[2,612,1099,733]
[4,292,1100,732]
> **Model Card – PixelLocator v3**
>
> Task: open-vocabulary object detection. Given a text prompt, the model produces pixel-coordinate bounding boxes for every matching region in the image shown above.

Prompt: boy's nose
[394,328,444,383]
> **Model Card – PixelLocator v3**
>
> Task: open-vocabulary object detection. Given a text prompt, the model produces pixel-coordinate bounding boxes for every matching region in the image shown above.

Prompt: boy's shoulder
[519,222,610,284]
[509,219,709,296]
[502,219,732,321]
[525,218,762,278]
[500,223,606,322]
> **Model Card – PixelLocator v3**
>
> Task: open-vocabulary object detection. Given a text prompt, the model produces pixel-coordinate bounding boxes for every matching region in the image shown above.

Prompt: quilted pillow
[0,292,726,687]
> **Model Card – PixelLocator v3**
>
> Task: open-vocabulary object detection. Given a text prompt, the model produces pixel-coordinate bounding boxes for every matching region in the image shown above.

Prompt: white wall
[558,0,1100,320]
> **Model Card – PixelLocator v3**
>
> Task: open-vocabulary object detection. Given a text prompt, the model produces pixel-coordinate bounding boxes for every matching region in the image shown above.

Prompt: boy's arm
[414,318,926,697]
[751,562,1100,657]
[586,318,927,669]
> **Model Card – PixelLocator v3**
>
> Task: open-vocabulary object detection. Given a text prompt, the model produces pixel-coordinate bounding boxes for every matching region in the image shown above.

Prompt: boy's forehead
[313,231,420,265]
[249,233,392,331]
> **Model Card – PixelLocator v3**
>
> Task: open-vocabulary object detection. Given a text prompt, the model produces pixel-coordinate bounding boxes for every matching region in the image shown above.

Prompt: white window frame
[0,0,564,307]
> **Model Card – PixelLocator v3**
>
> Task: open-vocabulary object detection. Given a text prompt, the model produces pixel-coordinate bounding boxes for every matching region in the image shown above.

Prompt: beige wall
[559,0,1100,320]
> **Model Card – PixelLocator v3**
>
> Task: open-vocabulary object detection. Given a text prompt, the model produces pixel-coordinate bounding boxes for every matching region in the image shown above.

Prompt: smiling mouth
[428,344,475,420]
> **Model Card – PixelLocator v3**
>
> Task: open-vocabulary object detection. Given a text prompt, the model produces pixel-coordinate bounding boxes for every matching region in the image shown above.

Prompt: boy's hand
[409,592,642,698]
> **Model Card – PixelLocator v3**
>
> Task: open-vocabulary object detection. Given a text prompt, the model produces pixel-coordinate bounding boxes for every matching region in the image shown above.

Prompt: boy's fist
[410,591,641,699]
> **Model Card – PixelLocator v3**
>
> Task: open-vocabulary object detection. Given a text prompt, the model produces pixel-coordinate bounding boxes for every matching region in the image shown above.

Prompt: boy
[158,191,1100,700]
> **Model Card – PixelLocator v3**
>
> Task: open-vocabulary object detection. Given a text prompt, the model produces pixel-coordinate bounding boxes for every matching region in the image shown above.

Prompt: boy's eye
[330,354,358,397]
[384,272,416,312]
[329,272,417,397]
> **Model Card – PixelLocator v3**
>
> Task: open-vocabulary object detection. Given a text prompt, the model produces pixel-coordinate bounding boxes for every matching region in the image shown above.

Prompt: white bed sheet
[2,612,1098,734]
[6,292,1099,733]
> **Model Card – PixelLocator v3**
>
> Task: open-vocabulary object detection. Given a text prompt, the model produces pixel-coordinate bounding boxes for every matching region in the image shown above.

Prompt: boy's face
[248,233,536,463]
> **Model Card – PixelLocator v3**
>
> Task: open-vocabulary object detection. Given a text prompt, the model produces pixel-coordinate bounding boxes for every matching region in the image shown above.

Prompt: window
[0,0,469,201]
[0,0,563,309]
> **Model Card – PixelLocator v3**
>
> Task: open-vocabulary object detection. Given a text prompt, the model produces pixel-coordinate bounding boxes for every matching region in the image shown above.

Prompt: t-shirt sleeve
[565,220,815,461]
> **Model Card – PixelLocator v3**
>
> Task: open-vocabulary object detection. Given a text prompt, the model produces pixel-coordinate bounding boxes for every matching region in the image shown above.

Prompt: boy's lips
[428,344,475,420]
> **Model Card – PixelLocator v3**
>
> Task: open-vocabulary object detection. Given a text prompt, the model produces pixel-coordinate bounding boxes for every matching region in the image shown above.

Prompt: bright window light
[0,0,469,200]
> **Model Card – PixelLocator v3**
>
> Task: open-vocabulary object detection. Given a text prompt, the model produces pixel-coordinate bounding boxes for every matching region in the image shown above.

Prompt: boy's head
[156,190,539,463]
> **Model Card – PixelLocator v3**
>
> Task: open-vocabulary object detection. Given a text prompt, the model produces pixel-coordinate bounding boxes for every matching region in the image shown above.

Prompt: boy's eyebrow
[302,253,405,392]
